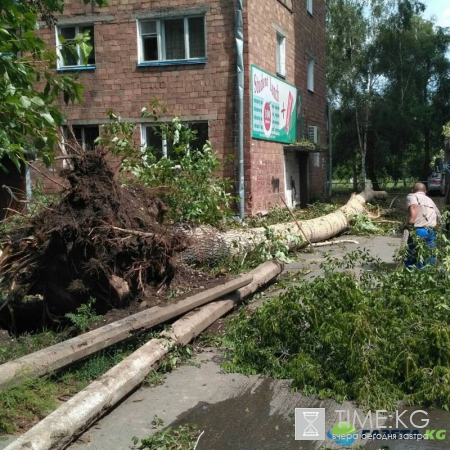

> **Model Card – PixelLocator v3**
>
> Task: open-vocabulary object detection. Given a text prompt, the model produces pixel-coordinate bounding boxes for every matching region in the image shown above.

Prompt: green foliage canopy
[225,240,450,410]
[328,0,450,184]
[0,0,106,169]
[98,107,236,226]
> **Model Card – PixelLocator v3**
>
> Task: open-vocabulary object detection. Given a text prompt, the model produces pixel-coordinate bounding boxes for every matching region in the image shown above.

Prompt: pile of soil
[0,148,199,332]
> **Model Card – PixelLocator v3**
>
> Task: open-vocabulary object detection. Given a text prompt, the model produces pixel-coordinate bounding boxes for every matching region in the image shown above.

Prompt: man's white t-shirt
[406,191,441,228]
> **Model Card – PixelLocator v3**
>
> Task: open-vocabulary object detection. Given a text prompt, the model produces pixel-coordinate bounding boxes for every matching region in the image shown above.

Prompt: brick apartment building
[37,0,327,216]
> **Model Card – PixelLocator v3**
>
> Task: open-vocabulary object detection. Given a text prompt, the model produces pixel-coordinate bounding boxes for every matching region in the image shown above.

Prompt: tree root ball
[0,148,188,332]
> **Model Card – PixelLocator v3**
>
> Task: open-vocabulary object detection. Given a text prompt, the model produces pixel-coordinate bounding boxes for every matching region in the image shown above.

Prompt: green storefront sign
[251,65,298,144]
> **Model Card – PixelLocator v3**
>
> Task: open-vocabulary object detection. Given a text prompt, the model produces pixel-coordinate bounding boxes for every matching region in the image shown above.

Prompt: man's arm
[408,204,419,225]
[435,205,442,221]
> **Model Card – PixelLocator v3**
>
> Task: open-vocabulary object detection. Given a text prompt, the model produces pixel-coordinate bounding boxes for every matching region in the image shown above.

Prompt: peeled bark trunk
[3,262,283,450]
[260,180,388,244]
[0,274,254,389]
[183,181,388,262]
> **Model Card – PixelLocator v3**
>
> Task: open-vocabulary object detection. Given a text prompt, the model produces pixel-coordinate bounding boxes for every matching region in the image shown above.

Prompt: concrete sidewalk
[66,351,450,450]
[68,350,363,450]
[290,235,402,279]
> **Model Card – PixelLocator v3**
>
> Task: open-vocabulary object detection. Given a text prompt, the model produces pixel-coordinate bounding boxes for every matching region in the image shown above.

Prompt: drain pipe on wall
[327,101,333,197]
[236,0,245,220]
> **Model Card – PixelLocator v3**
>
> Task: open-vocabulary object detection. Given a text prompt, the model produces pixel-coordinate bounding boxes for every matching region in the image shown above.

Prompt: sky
[423,0,450,27]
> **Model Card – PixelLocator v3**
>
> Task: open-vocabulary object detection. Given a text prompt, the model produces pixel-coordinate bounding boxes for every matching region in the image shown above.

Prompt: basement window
[63,125,99,150]
[138,16,206,66]
[56,25,95,70]
[141,123,209,159]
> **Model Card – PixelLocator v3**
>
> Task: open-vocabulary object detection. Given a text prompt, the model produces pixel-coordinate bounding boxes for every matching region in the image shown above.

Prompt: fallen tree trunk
[0,260,283,389]
[0,274,253,389]
[183,181,388,263]
[3,261,283,450]
[3,301,233,450]
[245,180,388,244]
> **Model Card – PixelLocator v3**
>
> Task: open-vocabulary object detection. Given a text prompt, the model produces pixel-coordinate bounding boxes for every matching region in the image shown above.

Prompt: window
[138,16,206,65]
[0,27,19,58]
[57,25,95,69]
[313,152,320,167]
[307,58,315,92]
[64,125,99,150]
[276,33,286,78]
[307,0,313,15]
[142,123,209,159]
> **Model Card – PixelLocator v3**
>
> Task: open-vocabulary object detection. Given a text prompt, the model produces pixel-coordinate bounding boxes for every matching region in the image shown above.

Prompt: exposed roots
[0,146,188,331]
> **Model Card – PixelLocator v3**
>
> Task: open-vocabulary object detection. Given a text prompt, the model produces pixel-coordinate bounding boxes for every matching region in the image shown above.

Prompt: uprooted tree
[0,145,188,332]
[0,107,389,333]
[78,107,390,259]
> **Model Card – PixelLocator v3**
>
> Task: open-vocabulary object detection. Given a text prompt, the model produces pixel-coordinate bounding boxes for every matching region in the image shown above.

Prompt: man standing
[405,182,441,268]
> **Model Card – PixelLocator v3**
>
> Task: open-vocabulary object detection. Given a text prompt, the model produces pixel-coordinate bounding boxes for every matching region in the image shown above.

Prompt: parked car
[427,172,445,196]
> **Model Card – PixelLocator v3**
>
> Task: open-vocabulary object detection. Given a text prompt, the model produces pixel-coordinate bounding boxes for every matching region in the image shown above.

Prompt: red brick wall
[36,0,327,214]
[38,0,238,176]
[244,0,327,213]
[295,0,327,201]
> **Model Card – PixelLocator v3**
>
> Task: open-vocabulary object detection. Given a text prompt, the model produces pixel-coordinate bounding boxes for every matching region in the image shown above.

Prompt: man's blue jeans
[404,227,436,269]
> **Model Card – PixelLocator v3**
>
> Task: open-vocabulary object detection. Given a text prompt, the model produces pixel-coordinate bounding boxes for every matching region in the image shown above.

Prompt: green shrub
[349,213,384,235]
[98,105,236,226]
[65,297,102,333]
[214,225,302,274]
[133,135,234,226]
[224,243,450,410]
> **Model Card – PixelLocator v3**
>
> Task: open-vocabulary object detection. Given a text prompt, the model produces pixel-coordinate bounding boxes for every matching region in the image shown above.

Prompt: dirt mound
[0,148,189,332]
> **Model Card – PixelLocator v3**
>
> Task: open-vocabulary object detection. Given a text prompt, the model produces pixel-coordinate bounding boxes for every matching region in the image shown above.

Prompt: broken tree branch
[28,163,67,190]
[279,195,311,246]
[110,226,156,238]
[311,239,360,247]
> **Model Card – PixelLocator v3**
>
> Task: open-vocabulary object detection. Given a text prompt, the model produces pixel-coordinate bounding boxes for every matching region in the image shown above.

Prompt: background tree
[327,0,450,186]
[327,0,370,188]
[376,13,450,180]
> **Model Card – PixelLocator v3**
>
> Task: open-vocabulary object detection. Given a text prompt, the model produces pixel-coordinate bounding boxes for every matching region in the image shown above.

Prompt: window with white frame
[56,25,95,68]
[307,58,315,92]
[141,123,209,159]
[63,125,99,150]
[138,16,206,64]
[307,0,313,15]
[276,33,286,78]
